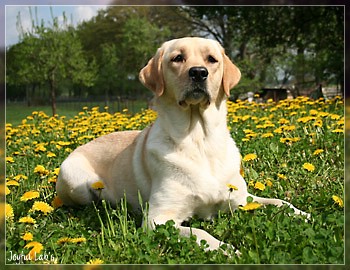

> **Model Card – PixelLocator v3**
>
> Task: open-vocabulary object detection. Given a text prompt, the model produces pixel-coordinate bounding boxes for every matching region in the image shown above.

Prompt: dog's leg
[249,195,311,219]
[177,225,241,256]
[56,154,100,205]
[146,212,240,256]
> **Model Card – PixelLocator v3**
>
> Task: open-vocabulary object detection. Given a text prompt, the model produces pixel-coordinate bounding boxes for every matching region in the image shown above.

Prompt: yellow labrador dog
[56,37,309,254]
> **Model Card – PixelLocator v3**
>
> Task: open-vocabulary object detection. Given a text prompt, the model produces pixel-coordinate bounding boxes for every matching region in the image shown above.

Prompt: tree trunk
[105,88,109,108]
[49,74,57,117]
[26,84,36,107]
[26,86,31,107]
[295,46,305,94]
[238,41,247,61]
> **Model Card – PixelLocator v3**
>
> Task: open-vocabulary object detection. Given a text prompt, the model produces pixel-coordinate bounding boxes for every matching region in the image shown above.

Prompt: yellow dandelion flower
[243,153,257,162]
[87,258,104,264]
[48,177,57,183]
[245,132,258,138]
[261,132,274,138]
[13,174,28,181]
[273,127,283,134]
[6,180,19,186]
[314,120,323,127]
[57,237,71,245]
[318,111,329,117]
[227,183,238,192]
[254,182,266,191]
[282,125,296,131]
[309,109,318,116]
[52,196,63,209]
[278,118,290,124]
[336,118,344,125]
[303,163,315,172]
[19,216,36,224]
[70,237,87,244]
[20,191,40,202]
[266,179,273,187]
[277,173,287,180]
[297,116,315,123]
[330,114,341,120]
[6,203,14,220]
[47,152,56,158]
[34,144,47,152]
[6,157,15,163]
[331,128,344,133]
[25,242,43,260]
[56,141,71,146]
[239,202,262,211]
[280,137,300,144]
[31,201,54,215]
[91,181,105,190]
[5,186,11,195]
[34,165,49,175]
[332,195,343,208]
[53,168,60,175]
[21,232,34,241]
[313,149,324,155]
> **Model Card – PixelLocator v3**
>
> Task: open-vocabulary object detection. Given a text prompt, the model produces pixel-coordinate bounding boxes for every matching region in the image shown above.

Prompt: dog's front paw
[220,243,241,257]
[289,204,311,221]
[294,209,311,221]
[303,211,311,220]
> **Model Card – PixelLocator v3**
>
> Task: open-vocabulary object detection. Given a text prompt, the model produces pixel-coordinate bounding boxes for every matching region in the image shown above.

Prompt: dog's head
[139,37,241,109]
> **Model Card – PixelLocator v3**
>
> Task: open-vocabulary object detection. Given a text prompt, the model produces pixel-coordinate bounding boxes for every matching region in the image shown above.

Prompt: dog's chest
[179,130,235,174]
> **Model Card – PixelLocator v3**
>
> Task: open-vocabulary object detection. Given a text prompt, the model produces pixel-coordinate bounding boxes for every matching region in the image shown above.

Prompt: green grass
[6,104,79,126]
[6,100,149,125]
[4,97,344,264]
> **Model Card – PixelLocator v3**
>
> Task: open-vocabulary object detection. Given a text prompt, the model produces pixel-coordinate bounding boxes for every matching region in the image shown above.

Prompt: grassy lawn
[6,104,79,126]
[6,100,149,126]
[4,97,344,264]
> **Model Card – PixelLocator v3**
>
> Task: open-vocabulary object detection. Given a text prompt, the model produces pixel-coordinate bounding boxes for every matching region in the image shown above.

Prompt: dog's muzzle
[178,67,211,108]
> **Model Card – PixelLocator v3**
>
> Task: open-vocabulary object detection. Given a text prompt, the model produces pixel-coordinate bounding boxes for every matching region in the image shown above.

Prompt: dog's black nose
[189,67,208,82]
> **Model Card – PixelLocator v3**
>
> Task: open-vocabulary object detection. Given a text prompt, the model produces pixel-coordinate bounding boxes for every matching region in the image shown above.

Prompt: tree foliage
[6,6,344,106]
[179,6,344,95]
[95,43,119,105]
[7,9,96,115]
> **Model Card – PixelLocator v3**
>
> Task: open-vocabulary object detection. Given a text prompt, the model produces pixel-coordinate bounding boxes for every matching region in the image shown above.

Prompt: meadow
[4,96,344,265]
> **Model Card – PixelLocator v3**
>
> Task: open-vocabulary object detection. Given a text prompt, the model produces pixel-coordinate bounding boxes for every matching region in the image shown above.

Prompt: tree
[6,35,44,105]
[97,43,119,106]
[7,9,97,115]
[177,6,344,95]
[76,6,180,98]
[119,15,171,74]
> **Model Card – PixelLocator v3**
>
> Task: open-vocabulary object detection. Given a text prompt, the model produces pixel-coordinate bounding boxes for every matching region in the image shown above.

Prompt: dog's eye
[171,54,184,63]
[208,55,218,63]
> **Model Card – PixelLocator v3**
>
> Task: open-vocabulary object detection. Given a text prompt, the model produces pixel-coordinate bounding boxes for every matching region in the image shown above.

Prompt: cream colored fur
[56,37,309,254]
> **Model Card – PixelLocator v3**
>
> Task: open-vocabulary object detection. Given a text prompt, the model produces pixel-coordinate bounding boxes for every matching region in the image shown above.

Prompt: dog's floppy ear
[222,54,241,97]
[139,48,164,97]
